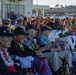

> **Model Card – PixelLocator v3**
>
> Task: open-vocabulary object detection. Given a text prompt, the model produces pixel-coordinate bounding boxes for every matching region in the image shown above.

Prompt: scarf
[0,49,15,71]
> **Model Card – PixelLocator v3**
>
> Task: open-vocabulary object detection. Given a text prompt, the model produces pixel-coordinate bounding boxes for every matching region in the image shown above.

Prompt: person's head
[47,22,55,29]
[44,18,49,24]
[17,18,23,26]
[26,24,37,37]
[18,12,20,15]
[28,12,30,14]
[41,26,52,37]
[0,27,15,48]
[23,17,27,27]
[31,18,36,26]
[55,18,60,25]
[2,18,11,27]
[14,26,28,44]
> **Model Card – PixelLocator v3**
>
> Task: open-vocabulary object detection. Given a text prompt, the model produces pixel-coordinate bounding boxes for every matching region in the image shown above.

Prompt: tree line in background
[55,4,76,8]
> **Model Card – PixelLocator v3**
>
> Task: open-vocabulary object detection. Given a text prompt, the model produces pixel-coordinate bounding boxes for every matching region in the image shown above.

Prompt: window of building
[5,4,25,14]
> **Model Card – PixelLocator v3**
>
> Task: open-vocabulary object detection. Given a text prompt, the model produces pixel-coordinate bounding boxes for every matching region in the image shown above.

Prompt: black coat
[8,40,36,57]
[0,54,24,75]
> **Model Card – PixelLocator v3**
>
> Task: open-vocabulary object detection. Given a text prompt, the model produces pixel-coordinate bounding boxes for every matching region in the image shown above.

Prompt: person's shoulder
[37,34,42,38]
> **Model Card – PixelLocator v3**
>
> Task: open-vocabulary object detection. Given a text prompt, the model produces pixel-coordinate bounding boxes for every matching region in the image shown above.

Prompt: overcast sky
[33,0,76,7]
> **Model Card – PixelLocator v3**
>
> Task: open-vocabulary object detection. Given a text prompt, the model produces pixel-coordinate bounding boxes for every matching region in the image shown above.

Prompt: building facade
[46,6,76,16]
[32,5,50,17]
[0,0,50,18]
[1,0,33,17]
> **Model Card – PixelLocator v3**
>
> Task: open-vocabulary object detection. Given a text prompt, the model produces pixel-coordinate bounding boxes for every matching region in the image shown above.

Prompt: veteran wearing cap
[0,27,29,75]
[23,17,28,28]
[2,18,12,27]
[17,17,23,26]
[37,26,73,75]
[31,18,36,27]
[8,26,52,75]
[24,25,61,75]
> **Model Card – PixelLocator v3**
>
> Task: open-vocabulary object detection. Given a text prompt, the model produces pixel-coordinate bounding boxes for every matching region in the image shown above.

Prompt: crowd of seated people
[0,15,76,75]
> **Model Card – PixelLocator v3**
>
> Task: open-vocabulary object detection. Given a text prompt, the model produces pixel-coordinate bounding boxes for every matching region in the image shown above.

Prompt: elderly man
[2,18,12,27]
[0,27,34,75]
[8,26,52,75]
[23,17,28,28]
[24,24,62,75]
[16,17,23,26]
[37,26,73,75]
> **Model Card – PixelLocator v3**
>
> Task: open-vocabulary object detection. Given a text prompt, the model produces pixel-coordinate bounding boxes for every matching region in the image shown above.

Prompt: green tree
[55,4,59,8]
[61,5,64,8]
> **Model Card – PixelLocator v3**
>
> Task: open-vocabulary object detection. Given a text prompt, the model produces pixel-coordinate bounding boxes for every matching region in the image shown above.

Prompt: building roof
[33,5,50,9]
